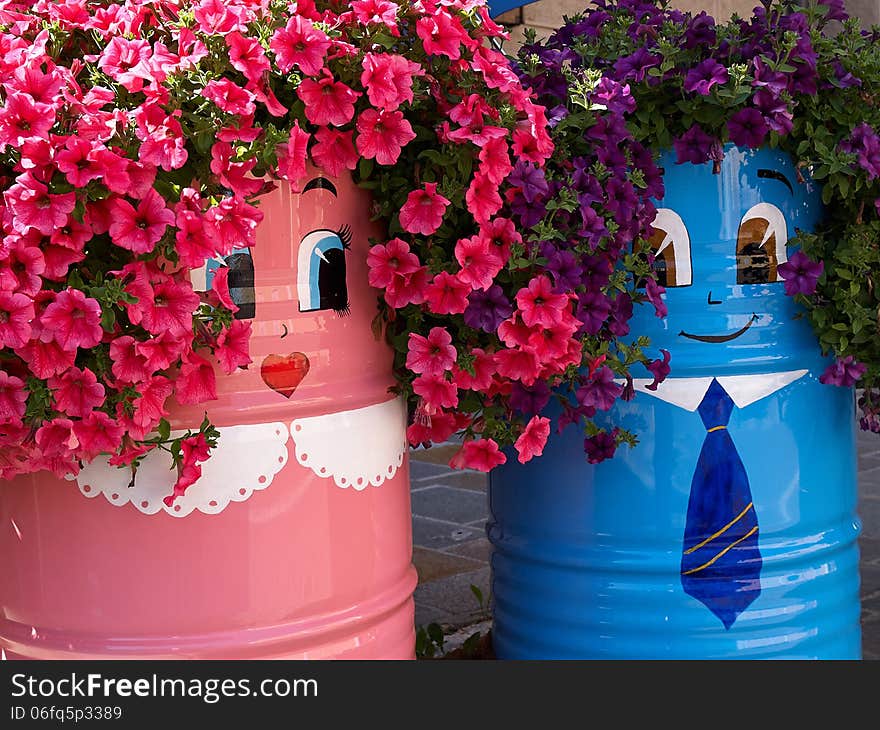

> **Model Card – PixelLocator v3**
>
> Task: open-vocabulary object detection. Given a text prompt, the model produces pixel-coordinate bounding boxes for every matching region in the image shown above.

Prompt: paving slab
[412,546,483,583]
[414,567,492,625]
[412,515,482,551]
[411,486,489,525]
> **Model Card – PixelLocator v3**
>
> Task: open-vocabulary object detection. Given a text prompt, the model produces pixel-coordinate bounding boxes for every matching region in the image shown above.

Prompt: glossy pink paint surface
[0,174,416,659]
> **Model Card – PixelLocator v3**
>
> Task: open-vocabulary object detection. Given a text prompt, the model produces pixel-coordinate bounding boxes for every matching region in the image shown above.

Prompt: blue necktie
[680,378,762,629]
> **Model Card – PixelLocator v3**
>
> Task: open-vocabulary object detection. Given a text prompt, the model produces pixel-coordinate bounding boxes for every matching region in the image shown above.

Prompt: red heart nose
[260,352,310,398]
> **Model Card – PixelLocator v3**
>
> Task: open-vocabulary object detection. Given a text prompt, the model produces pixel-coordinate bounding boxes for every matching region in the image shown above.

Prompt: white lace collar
[628,370,808,412]
[72,398,407,517]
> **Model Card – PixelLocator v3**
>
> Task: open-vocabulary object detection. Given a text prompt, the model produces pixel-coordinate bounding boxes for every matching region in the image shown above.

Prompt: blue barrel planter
[488,146,862,659]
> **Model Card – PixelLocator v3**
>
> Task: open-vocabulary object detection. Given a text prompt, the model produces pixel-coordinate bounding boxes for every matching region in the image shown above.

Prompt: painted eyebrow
[303,177,337,196]
[758,169,793,195]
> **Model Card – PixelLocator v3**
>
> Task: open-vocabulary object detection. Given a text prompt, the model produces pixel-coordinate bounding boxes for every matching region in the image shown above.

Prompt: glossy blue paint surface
[488,147,862,659]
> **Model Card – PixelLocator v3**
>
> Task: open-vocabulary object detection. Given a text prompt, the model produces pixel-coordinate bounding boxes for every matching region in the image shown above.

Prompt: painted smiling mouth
[679,314,760,343]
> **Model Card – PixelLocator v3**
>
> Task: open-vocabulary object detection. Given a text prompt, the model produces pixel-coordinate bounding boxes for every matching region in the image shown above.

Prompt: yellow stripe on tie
[684,502,754,555]
[707,425,727,432]
[682,525,759,576]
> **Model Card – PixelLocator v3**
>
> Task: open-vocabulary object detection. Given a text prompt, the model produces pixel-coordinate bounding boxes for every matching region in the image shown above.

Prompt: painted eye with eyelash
[189,249,255,321]
[297,226,352,315]
[736,203,788,285]
[647,208,693,288]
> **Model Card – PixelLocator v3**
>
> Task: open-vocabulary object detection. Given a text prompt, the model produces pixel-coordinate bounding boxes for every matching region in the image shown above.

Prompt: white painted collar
[629,370,808,412]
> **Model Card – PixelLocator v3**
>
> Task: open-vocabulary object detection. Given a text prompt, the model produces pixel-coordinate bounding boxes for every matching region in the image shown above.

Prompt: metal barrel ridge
[488,147,861,659]
[0,172,417,660]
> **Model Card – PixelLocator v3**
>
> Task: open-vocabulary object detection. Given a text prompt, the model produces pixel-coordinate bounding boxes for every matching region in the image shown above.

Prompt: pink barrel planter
[0,172,417,659]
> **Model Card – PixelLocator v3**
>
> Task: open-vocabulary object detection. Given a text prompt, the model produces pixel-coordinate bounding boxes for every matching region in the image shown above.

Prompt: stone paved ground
[411,427,880,659]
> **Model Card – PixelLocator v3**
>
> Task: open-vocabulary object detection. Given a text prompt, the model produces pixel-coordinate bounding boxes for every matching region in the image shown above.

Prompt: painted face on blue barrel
[632,146,824,376]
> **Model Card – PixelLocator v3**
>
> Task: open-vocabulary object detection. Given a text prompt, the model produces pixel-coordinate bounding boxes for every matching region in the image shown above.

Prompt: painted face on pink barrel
[189,169,396,426]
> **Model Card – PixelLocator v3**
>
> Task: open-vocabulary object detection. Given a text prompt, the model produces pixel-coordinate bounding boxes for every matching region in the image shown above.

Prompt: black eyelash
[334,303,351,318]
[337,225,352,250]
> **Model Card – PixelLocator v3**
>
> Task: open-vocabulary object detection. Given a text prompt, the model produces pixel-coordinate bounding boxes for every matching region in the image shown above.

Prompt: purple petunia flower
[609,292,634,338]
[673,124,714,165]
[752,89,793,135]
[509,381,552,416]
[683,59,729,96]
[579,205,609,248]
[819,356,867,387]
[584,429,619,464]
[727,107,769,149]
[751,57,789,96]
[645,349,671,391]
[576,290,612,335]
[508,161,549,203]
[576,366,623,412]
[545,248,584,292]
[684,11,716,49]
[777,250,824,296]
[463,285,513,333]
[644,276,667,318]
[592,76,636,115]
[612,47,661,83]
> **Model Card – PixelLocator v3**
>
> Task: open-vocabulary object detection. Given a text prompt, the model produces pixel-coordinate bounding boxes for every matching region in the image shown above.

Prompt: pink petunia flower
[0,291,35,349]
[406,327,457,377]
[516,275,570,329]
[0,371,27,427]
[134,104,187,171]
[451,348,495,391]
[416,12,465,60]
[18,337,76,379]
[514,415,551,464]
[360,53,422,110]
[270,15,331,76]
[50,217,92,253]
[351,0,401,33]
[136,331,190,373]
[408,409,466,448]
[109,189,175,254]
[0,92,55,150]
[494,347,541,386]
[0,239,45,296]
[163,432,213,506]
[412,373,459,410]
[297,72,360,127]
[383,266,430,308]
[367,238,422,289]
[73,410,125,461]
[127,375,173,439]
[214,319,252,374]
[5,173,76,236]
[311,127,359,178]
[97,36,152,92]
[40,289,103,351]
[449,438,507,472]
[275,121,310,191]
[175,353,218,405]
[479,136,513,184]
[356,108,416,166]
[109,335,151,384]
[193,0,250,34]
[49,366,105,418]
[454,235,503,291]
[130,276,200,338]
[210,266,238,313]
[55,137,102,188]
[399,183,450,236]
[201,78,256,117]
[205,196,264,252]
[226,31,270,83]
[425,271,470,315]
[35,418,79,458]
[465,173,503,224]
